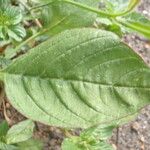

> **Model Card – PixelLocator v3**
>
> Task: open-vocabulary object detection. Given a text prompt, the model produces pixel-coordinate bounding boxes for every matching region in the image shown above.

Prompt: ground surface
[0,0,150,150]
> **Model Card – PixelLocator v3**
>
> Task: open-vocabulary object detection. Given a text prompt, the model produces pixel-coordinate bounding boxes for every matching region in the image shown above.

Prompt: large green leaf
[2,28,150,128]
[38,0,99,34]
[6,120,35,144]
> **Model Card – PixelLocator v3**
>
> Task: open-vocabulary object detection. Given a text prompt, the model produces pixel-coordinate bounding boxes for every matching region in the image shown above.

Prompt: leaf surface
[0,141,17,150]
[0,121,9,138]
[38,0,99,34]
[117,12,150,38]
[17,139,43,150]
[2,28,150,128]
[6,120,34,144]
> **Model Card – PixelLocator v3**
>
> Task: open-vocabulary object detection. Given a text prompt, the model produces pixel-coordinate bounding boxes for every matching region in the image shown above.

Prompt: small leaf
[117,12,150,38]
[0,121,9,138]
[17,139,43,150]
[0,5,22,26]
[6,120,35,144]
[8,26,26,42]
[0,141,18,150]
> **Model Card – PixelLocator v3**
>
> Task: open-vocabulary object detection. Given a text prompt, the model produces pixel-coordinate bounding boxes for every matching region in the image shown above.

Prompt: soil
[0,0,150,150]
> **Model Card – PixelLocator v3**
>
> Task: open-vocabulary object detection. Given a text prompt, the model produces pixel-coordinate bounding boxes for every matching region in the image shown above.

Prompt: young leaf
[17,139,43,150]
[0,121,9,138]
[62,124,115,150]
[117,12,150,38]
[5,120,35,144]
[1,28,150,129]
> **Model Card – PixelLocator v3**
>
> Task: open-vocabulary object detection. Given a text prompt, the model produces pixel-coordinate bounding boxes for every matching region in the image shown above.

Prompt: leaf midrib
[5,73,150,90]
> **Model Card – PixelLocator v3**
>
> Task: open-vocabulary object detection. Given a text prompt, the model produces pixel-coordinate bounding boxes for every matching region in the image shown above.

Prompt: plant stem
[14,17,66,53]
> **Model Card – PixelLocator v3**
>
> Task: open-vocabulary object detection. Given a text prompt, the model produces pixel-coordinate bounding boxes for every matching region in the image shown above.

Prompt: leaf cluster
[0,0,26,42]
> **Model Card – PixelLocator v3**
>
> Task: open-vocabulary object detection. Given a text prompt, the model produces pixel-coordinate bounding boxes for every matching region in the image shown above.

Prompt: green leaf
[62,124,115,150]
[6,120,35,144]
[97,142,114,150]
[0,5,22,26]
[38,0,99,34]
[99,0,139,14]
[0,0,11,5]
[0,56,12,69]
[62,138,83,150]
[0,121,9,138]
[0,141,18,150]
[82,124,115,140]
[2,28,150,128]
[8,25,26,42]
[99,0,128,13]
[62,138,113,150]
[39,6,53,27]
[0,4,25,41]
[117,12,150,38]
[17,139,43,150]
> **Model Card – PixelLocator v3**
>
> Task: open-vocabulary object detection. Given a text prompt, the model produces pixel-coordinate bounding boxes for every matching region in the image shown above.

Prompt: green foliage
[99,0,140,14]
[0,120,43,150]
[0,1,26,41]
[16,139,43,150]
[37,0,99,34]
[1,28,150,129]
[117,12,150,38]
[0,121,9,140]
[0,141,18,150]
[6,120,34,144]
[62,124,115,150]
[0,0,150,149]
[0,56,12,69]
